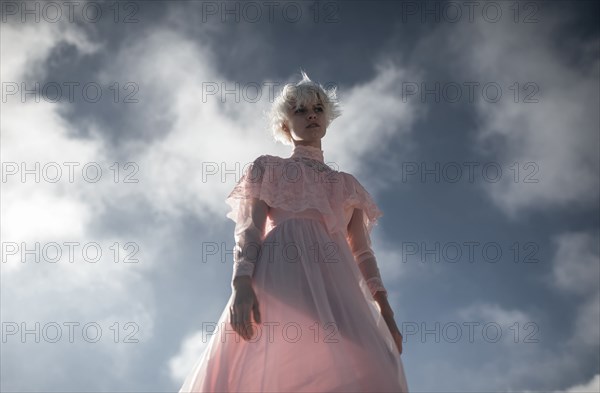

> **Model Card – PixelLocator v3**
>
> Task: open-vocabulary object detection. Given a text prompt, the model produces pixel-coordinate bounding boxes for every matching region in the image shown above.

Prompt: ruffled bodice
[224,144,389,298]
[225,145,383,237]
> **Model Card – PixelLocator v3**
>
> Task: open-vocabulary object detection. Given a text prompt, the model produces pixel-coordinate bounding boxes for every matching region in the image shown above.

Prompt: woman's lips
[307,124,320,128]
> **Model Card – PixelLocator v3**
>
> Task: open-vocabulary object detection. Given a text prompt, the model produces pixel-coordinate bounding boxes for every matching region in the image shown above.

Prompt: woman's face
[283,100,327,144]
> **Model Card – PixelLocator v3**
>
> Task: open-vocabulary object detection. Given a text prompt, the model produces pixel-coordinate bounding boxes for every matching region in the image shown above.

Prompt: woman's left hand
[375,294,403,355]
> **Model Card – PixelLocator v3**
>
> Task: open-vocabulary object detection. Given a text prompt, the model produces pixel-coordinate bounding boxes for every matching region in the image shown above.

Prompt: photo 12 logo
[1,1,140,24]
[197,1,341,24]
[199,320,341,344]
[400,161,540,184]
[2,162,140,184]
[2,321,140,343]
[2,241,140,264]
[2,82,139,104]
[401,320,540,344]
[397,1,541,24]
[401,81,540,104]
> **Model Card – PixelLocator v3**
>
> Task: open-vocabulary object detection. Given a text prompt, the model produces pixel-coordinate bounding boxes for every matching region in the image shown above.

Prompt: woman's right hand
[230,276,261,341]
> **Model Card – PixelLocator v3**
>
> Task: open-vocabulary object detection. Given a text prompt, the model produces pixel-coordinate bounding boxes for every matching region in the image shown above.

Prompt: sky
[1,0,599,392]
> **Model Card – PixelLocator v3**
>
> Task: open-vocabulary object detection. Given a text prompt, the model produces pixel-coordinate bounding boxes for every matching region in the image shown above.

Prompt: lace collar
[289,144,325,163]
[288,144,331,173]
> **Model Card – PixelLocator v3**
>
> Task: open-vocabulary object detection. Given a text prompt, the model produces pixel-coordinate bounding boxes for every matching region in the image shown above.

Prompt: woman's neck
[293,141,322,150]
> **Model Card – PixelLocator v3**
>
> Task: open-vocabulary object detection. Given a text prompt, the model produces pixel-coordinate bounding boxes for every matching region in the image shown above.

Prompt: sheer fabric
[179,145,409,392]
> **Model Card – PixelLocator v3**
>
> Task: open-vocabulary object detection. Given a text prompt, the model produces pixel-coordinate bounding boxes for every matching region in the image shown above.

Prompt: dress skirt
[179,207,409,392]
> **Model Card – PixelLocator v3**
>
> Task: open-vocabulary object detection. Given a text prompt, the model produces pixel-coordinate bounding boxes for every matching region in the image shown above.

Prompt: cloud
[95,26,426,220]
[441,230,600,391]
[438,300,597,392]
[325,60,426,185]
[457,302,533,328]
[0,14,101,82]
[1,17,156,391]
[548,231,600,350]
[393,11,599,388]
[168,330,211,384]
[550,231,600,297]
[419,233,599,391]
[1,18,104,247]
[95,27,269,221]
[437,11,599,218]
[563,374,600,393]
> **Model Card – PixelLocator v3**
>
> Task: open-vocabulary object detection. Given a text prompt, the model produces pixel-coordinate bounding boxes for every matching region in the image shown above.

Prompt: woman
[179,71,409,392]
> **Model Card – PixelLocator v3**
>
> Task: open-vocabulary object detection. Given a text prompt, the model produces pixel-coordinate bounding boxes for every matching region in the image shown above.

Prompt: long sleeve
[346,207,388,298]
[225,156,271,285]
[231,196,269,281]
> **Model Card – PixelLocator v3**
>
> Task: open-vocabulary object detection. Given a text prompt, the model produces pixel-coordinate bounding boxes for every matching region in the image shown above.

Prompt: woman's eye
[295,106,323,114]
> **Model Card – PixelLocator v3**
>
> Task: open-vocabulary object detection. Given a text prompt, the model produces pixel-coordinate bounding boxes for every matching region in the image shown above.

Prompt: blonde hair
[267,69,342,146]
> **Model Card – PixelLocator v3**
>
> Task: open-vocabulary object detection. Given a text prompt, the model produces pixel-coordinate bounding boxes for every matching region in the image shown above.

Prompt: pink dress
[179,144,409,392]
